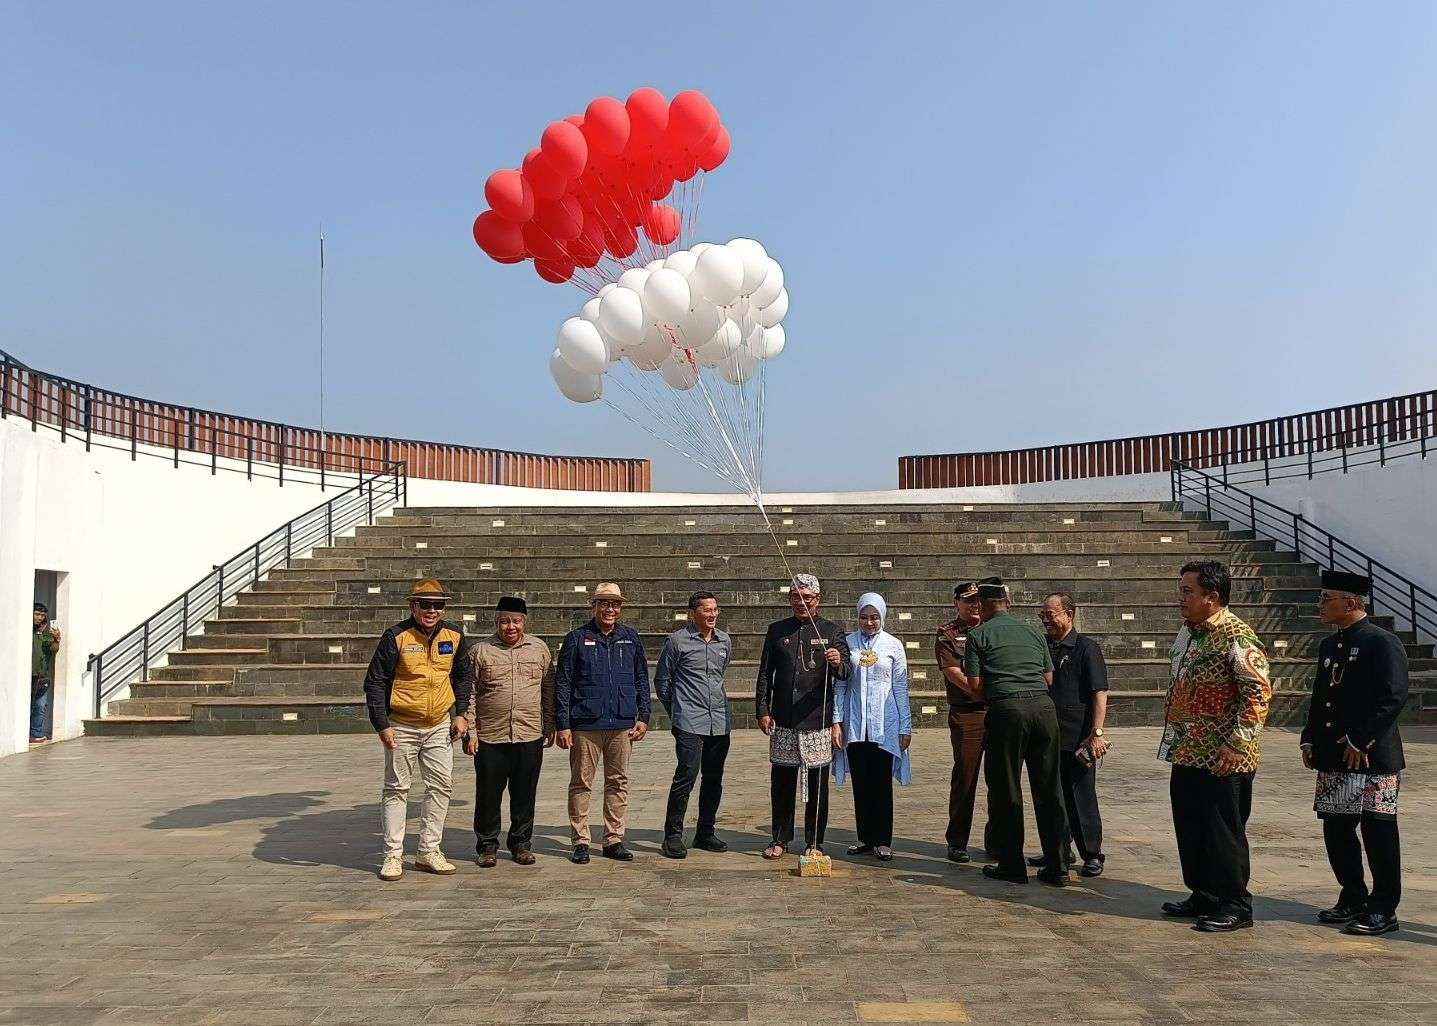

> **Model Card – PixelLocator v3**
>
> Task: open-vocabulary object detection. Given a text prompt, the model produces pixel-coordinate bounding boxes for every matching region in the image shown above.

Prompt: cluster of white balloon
[548,237,788,403]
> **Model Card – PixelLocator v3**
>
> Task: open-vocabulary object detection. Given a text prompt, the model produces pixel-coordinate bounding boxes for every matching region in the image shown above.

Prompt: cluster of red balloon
[471,88,731,285]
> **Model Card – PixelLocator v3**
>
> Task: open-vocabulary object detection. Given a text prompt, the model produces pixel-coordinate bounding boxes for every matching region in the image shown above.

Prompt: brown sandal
[762,843,787,860]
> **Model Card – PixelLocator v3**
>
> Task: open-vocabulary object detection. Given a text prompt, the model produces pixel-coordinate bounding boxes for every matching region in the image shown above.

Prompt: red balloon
[642,204,681,246]
[666,90,718,150]
[582,96,630,157]
[672,154,700,183]
[697,125,730,172]
[541,121,588,179]
[567,216,606,268]
[484,168,533,222]
[521,219,566,261]
[603,222,638,259]
[533,195,584,240]
[471,210,526,261]
[564,114,584,127]
[493,252,526,265]
[645,169,675,201]
[625,87,668,152]
[534,257,574,283]
[522,147,568,202]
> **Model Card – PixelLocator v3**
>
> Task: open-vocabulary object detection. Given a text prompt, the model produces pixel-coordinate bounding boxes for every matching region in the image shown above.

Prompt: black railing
[1171,460,1436,642]
[88,462,407,716]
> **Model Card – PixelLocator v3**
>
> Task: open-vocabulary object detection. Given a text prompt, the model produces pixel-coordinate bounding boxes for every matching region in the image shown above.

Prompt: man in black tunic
[755,573,852,859]
[1301,569,1409,937]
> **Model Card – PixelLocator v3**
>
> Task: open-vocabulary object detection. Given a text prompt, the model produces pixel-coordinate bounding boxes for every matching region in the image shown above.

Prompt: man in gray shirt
[655,590,733,859]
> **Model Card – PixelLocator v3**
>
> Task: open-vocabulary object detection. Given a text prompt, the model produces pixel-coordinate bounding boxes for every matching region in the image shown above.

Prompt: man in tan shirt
[463,596,555,867]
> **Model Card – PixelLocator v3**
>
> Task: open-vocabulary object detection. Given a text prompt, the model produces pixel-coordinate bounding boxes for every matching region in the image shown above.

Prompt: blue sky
[6,2,1437,490]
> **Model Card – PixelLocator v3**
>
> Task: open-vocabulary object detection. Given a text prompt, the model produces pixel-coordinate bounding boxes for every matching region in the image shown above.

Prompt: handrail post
[278,428,286,487]
[130,406,138,461]
[1203,475,1211,517]
[1292,513,1301,559]
[326,501,334,545]
[1411,582,1419,637]
[173,416,180,468]
[211,426,217,475]
[60,385,67,444]
[1249,494,1256,533]
[181,589,190,651]
[1306,444,1313,480]
[1379,431,1386,466]
[141,621,150,683]
[246,435,253,481]
[253,541,261,583]
[217,564,225,610]
[83,386,92,452]
[1367,558,1376,615]
[1341,436,1349,474]
[320,447,326,492]
[92,653,102,717]
[286,522,293,567]
[367,477,374,523]
[1263,451,1270,486]
[1328,534,1335,568]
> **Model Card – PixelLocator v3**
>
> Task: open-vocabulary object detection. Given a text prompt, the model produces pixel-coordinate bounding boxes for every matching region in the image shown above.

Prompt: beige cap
[591,582,625,604]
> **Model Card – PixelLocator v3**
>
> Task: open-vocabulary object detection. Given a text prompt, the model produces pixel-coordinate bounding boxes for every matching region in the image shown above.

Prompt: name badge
[583,639,597,647]
[402,645,423,654]
[810,639,825,647]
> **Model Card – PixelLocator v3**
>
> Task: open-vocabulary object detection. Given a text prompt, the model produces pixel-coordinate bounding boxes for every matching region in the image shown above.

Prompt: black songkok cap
[495,596,529,616]
[34,602,48,614]
[953,581,979,600]
[1320,570,1371,598]
[976,577,1007,600]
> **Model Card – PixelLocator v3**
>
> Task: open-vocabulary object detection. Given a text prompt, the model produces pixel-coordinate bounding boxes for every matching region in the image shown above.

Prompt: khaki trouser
[381,722,454,857]
[569,729,632,846]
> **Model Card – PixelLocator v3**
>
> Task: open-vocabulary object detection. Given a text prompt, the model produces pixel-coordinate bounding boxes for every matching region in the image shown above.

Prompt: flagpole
[319,228,326,483]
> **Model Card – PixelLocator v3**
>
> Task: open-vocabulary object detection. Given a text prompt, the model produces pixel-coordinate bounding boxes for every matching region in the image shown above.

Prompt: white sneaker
[413,850,457,875]
[378,854,404,881]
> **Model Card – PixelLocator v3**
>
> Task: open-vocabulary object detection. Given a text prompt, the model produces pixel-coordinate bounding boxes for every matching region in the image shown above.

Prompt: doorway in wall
[31,570,62,744]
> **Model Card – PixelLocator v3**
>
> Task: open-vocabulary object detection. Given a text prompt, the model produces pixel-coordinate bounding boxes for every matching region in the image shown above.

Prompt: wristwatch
[1093,728,1105,737]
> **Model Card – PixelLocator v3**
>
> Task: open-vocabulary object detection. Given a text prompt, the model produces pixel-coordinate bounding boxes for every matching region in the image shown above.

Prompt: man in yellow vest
[363,579,474,882]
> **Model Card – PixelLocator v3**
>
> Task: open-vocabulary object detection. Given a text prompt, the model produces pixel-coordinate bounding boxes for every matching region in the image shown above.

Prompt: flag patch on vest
[438,641,454,655]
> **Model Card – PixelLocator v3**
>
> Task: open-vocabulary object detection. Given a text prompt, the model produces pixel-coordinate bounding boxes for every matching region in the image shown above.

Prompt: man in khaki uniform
[463,596,554,867]
[363,579,474,882]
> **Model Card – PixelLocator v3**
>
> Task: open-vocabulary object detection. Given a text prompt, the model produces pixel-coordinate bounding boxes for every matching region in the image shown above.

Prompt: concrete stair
[84,501,1436,736]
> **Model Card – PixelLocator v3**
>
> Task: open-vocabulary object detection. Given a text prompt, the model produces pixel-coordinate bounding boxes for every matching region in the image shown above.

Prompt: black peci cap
[495,596,529,616]
[1320,570,1371,598]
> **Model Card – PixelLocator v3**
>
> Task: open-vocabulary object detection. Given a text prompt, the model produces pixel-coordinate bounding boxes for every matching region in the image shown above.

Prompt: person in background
[30,602,60,745]
[463,596,554,867]
[935,582,984,862]
[363,579,474,883]
[833,592,911,861]
[1301,570,1408,937]
[1035,592,1110,878]
[654,590,733,859]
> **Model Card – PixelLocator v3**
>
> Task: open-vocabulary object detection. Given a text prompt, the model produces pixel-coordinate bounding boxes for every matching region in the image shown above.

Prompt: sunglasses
[594,599,623,610]
[414,600,447,611]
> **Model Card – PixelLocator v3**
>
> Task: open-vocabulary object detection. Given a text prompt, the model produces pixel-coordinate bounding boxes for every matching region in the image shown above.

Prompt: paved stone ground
[1,727,1434,1025]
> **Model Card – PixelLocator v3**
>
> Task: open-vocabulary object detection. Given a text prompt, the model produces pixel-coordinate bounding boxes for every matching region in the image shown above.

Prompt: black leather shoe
[1036,868,1070,887]
[476,848,498,869]
[1344,913,1399,936]
[1317,902,1364,924]
[692,835,728,853]
[1080,858,1104,878]
[601,842,634,862]
[1194,912,1253,932]
[946,846,971,864]
[875,846,894,861]
[1161,898,1205,918]
[1027,851,1075,869]
[981,864,1028,884]
[847,843,875,856]
[661,836,687,860]
[570,845,590,865]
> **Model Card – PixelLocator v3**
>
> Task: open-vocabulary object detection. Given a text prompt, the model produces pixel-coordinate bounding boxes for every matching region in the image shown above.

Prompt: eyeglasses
[790,592,819,602]
[415,601,446,611]
[595,600,623,610]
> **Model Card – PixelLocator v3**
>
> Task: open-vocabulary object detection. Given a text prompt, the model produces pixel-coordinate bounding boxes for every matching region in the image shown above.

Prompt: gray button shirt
[654,624,732,736]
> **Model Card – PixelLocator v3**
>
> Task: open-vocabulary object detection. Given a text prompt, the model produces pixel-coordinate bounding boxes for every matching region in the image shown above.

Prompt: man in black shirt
[755,573,852,859]
[1035,592,1110,877]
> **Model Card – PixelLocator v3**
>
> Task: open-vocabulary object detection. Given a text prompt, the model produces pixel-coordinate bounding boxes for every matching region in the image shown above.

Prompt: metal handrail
[87,461,407,716]
[1,347,652,490]
[1171,460,1437,642]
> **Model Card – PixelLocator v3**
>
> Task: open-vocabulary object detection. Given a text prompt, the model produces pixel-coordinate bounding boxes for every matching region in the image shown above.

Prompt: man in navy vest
[556,582,651,864]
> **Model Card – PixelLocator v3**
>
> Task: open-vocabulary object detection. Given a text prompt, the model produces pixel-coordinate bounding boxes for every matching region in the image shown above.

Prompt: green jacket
[33,627,58,679]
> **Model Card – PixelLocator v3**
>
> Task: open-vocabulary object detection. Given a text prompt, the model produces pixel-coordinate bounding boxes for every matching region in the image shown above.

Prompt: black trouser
[1060,750,1103,861]
[664,730,731,841]
[847,741,894,847]
[946,708,985,850]
[472,738,544,853]
[1323,814,1402,916]
[984,695,1070,874]
[771,764,830,850]
[1169,764,1253,916]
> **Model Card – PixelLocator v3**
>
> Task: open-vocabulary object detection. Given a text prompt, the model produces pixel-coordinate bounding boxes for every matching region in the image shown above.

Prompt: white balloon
[756,287,789,328]
[618,267,652,293]
[754,324,786,360]
[678,300,723,348]
[549,349,602,403]
[628,326,672,371]
[690,242,713,256]
[557,317,608,377]
[727,238,769,296]
[750,257,785,308]
[659,353,700,390]
[644,258,666,271]
[718,351,758,385]
[598,287,646,345]
[697,319,742,366]
[644,268,691,326]
[662,250,698,277]
[597,282,617,297]
[691,245,744,306]
[580,297,603,323]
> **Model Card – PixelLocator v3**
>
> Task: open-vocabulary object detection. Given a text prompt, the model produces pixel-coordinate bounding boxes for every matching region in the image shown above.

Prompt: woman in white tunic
[833,592,911,860]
